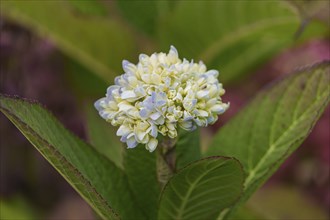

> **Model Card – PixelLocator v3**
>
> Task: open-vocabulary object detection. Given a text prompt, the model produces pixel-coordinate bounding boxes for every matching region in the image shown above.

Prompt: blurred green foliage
[0,197,38,220]
[232,184,328,220]
[1,0,137,82]
[2,0,328,85]
[247,185,328,219]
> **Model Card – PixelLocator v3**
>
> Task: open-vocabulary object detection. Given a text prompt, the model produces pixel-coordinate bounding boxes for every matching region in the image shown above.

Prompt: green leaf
[158,1,328,84]
[175,129,201,170]
[205,61,330,218]
[123,146,160,220]
[0,95,145,220]
[1,0,137,82]
[85,102,124,169]
[158,157,244,220]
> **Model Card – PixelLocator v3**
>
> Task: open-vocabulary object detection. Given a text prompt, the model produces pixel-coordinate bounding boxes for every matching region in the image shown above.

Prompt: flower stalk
[156,137,177,187]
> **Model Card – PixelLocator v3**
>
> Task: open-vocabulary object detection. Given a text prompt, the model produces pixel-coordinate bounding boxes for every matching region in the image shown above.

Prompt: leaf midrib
[176,160,227,219]
[244,77,328,187]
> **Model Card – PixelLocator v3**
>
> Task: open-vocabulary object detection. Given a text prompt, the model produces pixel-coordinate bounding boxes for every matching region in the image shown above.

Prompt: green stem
[156,137,177,188]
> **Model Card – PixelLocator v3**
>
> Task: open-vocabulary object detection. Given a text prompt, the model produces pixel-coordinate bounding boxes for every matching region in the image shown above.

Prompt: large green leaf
[1,0,136,82]
[158,1,328,84]
[175,129,201,170]
[158,157,244,220]
[0,95,145,220]
[205,61,330,219]
[123,146,160,220]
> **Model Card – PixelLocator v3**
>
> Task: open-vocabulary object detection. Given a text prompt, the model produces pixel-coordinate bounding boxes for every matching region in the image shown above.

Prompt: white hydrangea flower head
[95,46,229,152]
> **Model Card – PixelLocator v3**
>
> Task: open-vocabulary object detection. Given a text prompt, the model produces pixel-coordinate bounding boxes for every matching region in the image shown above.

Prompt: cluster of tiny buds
[95,46,229,152]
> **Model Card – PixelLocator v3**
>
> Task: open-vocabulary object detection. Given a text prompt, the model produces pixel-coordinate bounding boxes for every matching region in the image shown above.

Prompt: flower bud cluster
[95,46,229,152]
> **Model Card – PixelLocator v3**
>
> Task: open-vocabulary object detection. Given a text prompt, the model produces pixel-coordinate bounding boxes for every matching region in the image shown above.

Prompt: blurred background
[0,0,329,219]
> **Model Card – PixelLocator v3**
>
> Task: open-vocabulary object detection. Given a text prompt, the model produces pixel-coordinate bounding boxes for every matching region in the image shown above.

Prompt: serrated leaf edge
[0,94,119,220]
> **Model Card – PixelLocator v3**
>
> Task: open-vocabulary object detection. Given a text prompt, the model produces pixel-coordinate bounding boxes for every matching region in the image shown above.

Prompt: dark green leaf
[175,129,201,170]
[0,95,145,220]
[158,157,244,220]
[123,146,160,220]
[206,61,330,218]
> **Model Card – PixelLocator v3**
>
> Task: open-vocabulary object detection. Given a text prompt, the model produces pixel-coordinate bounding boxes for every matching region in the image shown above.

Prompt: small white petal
[166,122,176,131]
[127,136,138,149]
[197,110,209,117]
[206,70,219,77]
[196,90,209,99]
[179,120,194,131]
[106,85,120,97]
[168,45,179,63]
[121,90,137,99]
[150,124,158,138]
[210,105,225,114]
[122,60,130,71]
[150,112,161,120]
[169,45,178,56]
[147,138,158,152]
[94,98,105,111]
[139,54,149,62]
[168,129,177,138]
[134,86,146,96]
[122,60,136,73]
[136,130,147,142]
[155,116,165,125]
[139,109,149,118]
[151,73,161,84]
[141,74,151,84]
[116,125,130,136]
[118,102,134,111]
